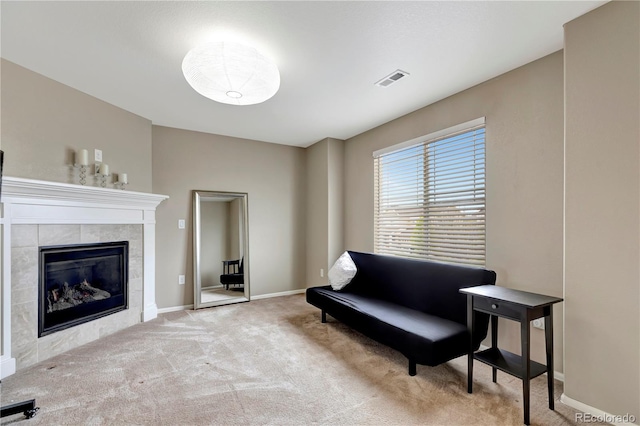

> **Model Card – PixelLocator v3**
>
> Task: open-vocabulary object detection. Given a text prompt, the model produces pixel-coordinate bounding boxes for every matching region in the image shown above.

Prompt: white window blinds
[374,119,486,267]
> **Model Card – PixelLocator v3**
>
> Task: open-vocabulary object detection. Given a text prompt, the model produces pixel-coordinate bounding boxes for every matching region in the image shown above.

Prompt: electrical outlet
[178,219,185,229]
[94,149,102,162]
[532,318,545,330]
[178,275,185,285]
[320,268,324,278]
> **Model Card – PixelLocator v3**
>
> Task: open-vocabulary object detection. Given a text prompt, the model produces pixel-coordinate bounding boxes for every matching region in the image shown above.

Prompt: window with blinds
[373,119,486,267]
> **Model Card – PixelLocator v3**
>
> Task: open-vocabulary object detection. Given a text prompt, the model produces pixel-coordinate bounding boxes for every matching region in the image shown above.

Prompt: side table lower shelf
[475,348,547,380]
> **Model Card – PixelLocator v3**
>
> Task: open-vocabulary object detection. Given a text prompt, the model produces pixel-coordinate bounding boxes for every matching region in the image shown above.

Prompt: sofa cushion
[328,251,357,291]
[306,286,470,366]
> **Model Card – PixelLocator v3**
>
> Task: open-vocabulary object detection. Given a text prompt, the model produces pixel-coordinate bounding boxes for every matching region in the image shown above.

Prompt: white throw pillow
[328,251,357,291]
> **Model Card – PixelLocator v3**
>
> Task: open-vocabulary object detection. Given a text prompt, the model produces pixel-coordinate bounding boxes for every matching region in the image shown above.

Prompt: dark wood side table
[460,285,563,425]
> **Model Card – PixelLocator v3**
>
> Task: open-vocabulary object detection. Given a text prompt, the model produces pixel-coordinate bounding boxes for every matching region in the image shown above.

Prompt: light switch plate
[178,219,185,229]
[178,275,185,285]
[94,149,102,162]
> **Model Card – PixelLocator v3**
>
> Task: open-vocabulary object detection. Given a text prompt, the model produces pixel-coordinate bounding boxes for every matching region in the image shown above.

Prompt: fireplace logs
[47,279,111,312]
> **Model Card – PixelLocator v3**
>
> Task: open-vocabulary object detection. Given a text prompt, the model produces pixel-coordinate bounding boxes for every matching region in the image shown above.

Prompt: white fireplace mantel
[0,176,169,378]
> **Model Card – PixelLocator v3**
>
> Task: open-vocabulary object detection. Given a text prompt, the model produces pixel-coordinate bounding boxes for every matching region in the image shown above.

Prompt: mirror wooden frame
[192,190,249,309]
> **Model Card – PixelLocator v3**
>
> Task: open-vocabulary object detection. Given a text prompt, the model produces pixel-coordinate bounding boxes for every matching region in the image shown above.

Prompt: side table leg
[545,308,555,410]
[521,319,531,425]
[491,314,498,383]
[467,295,474,393]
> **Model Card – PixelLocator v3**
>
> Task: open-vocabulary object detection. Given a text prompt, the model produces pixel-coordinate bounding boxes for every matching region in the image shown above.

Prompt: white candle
[77,149,89,166]
[119,173,128,184]
[101,164,109,176]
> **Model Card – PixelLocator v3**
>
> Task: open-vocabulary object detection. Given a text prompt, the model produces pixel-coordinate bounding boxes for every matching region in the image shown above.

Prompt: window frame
[373,118,486,267]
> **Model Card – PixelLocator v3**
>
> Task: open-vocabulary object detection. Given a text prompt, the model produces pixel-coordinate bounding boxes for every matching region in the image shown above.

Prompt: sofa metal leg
[409,360,417,376]
[321,311,326,323]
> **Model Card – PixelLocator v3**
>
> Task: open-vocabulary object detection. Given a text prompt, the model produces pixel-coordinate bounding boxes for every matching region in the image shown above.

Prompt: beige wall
[327,138,345,265]
[344,51,565,370]
[152,126,306,309]
[305,137,345,287]
[0,59,152,192]
[306,139,330,287]
[564,1,640,418]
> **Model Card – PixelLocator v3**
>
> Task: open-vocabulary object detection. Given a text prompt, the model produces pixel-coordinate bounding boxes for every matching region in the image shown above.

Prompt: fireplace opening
[39,241,128,337]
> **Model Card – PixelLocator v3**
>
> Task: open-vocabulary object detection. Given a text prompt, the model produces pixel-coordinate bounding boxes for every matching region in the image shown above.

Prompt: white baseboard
[561,393,638,426]
[157,304,194,314]
[251,289,305,300]
[157,289,305,314]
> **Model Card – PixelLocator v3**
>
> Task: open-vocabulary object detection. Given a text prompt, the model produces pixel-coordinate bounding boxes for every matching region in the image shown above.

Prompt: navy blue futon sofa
[306,251,497,376]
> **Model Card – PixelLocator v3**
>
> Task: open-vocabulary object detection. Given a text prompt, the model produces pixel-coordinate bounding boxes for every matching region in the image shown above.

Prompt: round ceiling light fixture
[182,41,280,106]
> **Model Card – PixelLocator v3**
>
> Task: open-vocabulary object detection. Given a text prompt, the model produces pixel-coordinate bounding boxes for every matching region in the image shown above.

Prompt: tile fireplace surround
[0,177,168,378]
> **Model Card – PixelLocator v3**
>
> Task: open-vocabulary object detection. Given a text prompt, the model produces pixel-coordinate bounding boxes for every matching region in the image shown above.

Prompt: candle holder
[95,163,110,188]
[114,173,128,190]
[74,164,88,185]
[98,173,110,188]
[74,149,90,185]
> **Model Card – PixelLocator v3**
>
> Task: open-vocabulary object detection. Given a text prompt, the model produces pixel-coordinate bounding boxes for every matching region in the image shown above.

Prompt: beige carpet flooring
[1,294,598,425]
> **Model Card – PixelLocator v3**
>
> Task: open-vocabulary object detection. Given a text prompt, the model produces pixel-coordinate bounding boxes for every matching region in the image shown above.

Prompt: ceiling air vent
[375,69,410,88]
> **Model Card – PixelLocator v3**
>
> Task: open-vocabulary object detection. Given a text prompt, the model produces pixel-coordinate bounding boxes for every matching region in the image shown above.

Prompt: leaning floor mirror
[193,190,249,309]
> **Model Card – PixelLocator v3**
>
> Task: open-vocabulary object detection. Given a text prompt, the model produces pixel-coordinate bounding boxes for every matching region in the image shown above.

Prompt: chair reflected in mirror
[220,258,244,291]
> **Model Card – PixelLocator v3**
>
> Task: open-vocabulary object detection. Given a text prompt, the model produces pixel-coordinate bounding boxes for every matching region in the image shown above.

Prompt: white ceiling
[1,1,606,147]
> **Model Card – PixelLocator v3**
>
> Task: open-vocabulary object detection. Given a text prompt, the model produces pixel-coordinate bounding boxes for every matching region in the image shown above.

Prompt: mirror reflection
[193,191,249,309]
